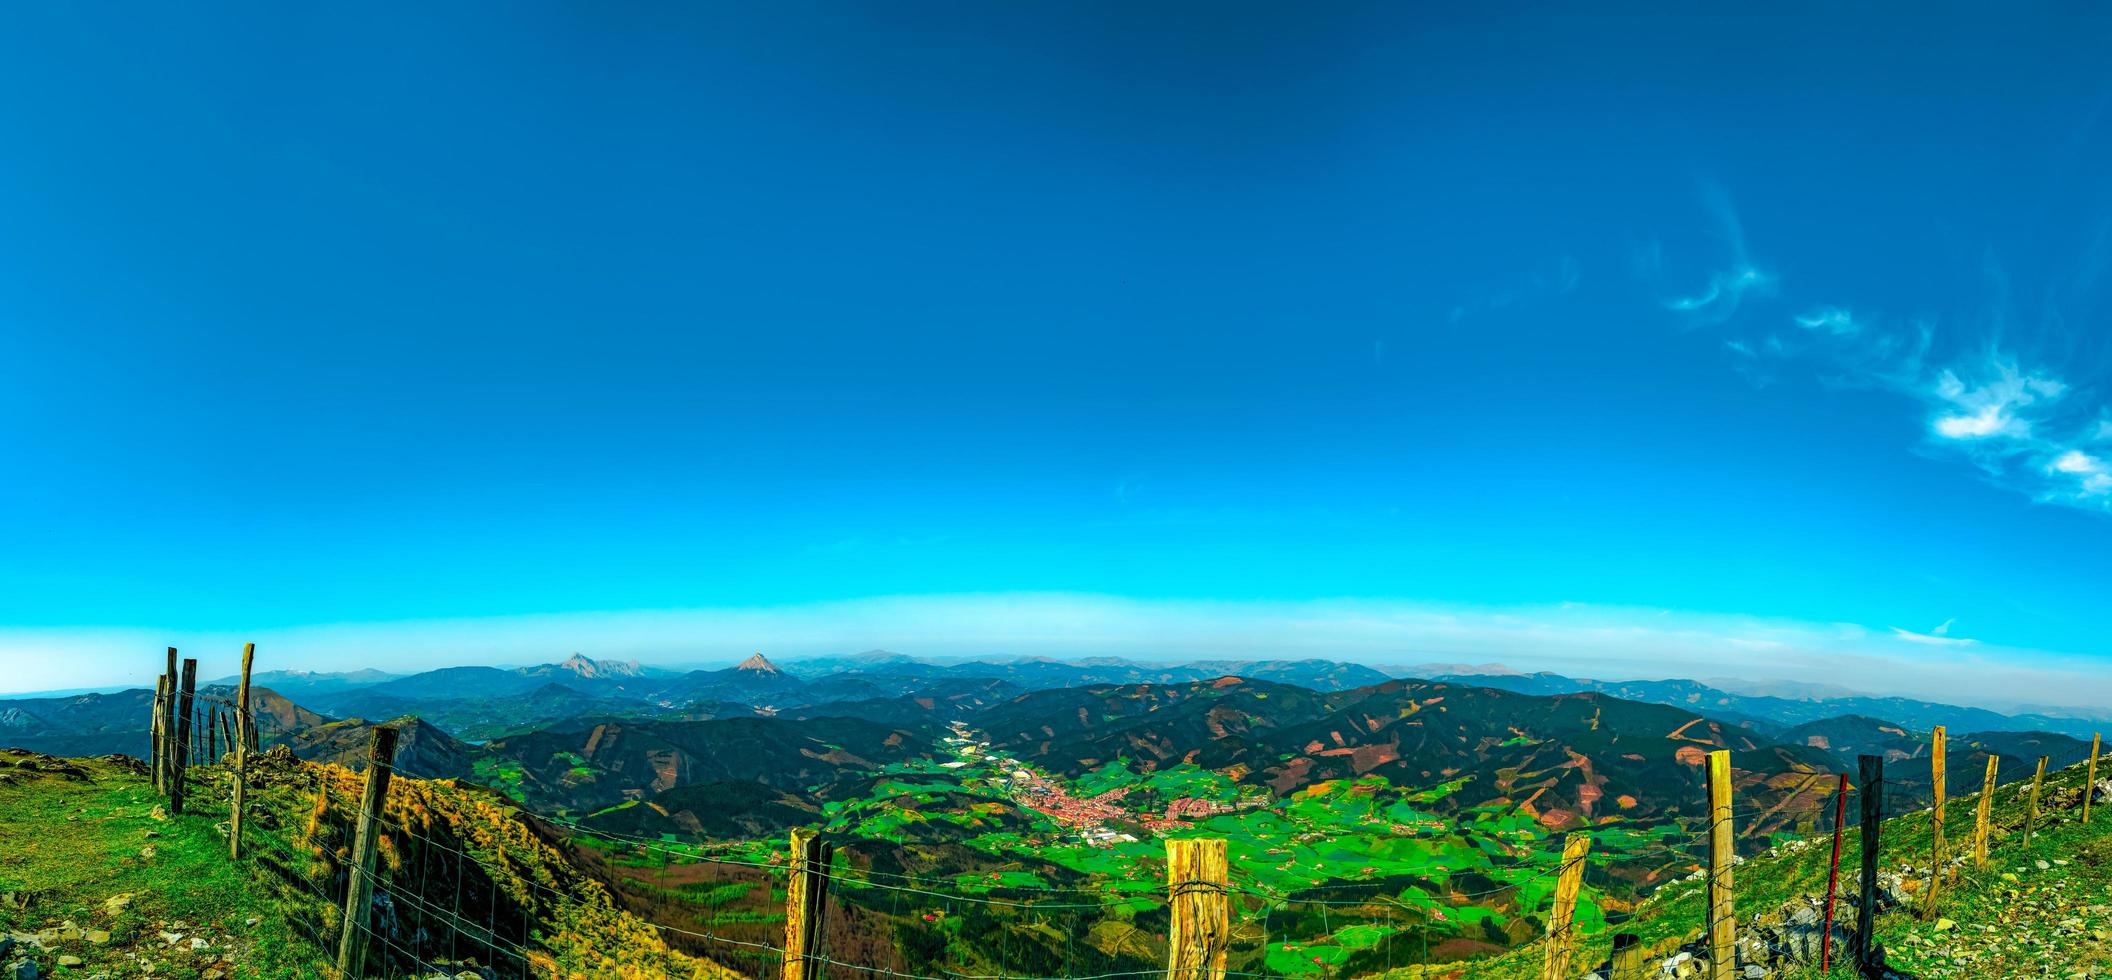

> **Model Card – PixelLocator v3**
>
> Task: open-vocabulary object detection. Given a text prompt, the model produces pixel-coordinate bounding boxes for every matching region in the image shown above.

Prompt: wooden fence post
[1820,773,1848,973]
[2086,733,2101,825]
[1609,932,1645,980]
[1165,838,1230,980]
[2023,756,2048,848]
[1540,832,1590,980]
[335,726,398,980]
[782,828,834,980]
[161,647,178,796]
[170,659,197,816]
[150,674,168,793]
[1921,726,1947,918]
[1855,755,1882,972]
[1973,754,1998,867]
[1704,750,1736,980]
[229,642,255,861]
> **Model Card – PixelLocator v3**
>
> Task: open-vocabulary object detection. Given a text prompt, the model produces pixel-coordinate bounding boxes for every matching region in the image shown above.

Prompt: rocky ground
[1878,840,2112,979]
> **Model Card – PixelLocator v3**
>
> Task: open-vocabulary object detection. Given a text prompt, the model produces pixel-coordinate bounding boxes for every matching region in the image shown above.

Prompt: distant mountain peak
[549,654,644,679]
[848,649,915,663]
[736,653,782,674]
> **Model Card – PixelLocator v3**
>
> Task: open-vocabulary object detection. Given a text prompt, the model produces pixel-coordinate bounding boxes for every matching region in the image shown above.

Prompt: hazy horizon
[8,592,2108,715]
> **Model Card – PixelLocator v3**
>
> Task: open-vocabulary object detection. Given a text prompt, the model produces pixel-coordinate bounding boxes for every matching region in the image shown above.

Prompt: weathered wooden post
[782,828,835,980]
[1609,933,1645,980]
[1921,726,1947,918]
[1820,773,1848,973]
[2086,733,2101,825]
[782,829,814,980]
[170,658,197,815]
[206,705,219,761]
[1973,754,1999,866]
[785,832,832,979]
[1704,750,1736,980]
[2023,755,2048,848]
[336,725,398,980]
[1165,838,1229,980]
[161,647,179,794]
[1855,755,1882,971]
[150,674,168,793]
[1540,832,1591,980]
[229,642,256,862]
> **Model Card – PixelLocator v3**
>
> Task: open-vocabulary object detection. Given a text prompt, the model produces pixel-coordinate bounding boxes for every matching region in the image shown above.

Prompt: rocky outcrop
[1579,868,1914,979]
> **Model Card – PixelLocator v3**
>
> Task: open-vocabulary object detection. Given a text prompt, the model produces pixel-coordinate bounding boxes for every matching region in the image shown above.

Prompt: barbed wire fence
[137,645,2105,980]
[229,753,2104,980]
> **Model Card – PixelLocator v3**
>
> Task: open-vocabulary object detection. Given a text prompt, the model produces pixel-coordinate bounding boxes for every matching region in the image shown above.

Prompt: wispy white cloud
[1661,183,1774,324]
[3,593,2105,712]
[1888,621,1976,646]
[1929,362,2063,442]
[1794,307,1861,337]
[1659,189,2112,513]
[1665,265,1769,322]
[1914,355,2107,506]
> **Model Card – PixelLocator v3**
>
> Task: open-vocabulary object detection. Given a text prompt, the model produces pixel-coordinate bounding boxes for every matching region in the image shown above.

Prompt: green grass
[1397,756,2111,980]
[0,751,333,980]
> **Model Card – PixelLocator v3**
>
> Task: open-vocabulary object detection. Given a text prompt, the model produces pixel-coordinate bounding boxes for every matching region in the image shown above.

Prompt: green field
[599,727,1703,973]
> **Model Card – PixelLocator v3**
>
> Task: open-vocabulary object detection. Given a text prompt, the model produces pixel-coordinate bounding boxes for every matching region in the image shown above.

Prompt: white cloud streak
[3,593,2105,713]
[1662,190,2112,513]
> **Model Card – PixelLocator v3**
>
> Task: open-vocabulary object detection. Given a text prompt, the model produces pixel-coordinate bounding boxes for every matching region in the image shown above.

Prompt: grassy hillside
[1384,756,2109,979]
[0,745,751,980]
[0,748,332,979]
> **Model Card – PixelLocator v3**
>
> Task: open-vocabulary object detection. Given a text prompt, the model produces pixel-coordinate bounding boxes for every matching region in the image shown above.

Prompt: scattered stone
[84,931,108,946]
[100,895,132,916]
[136,846,154,861]
[55,957,80,968]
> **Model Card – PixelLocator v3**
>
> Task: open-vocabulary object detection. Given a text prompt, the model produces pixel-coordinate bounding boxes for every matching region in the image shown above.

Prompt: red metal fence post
[1820,772,1848,973]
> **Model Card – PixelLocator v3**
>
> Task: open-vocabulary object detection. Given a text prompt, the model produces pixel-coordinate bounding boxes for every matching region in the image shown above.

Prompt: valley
[3,651,2105,978]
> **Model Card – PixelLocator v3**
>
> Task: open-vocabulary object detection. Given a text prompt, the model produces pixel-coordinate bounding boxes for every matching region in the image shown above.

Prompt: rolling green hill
[0,744,750,980]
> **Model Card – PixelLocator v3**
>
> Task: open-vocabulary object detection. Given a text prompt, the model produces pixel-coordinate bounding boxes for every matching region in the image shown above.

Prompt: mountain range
[3,652,2099,846]
[1444,670,2104,740]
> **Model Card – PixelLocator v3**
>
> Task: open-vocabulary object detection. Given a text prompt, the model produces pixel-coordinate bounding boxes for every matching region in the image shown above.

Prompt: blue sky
[3,4,2110,703]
